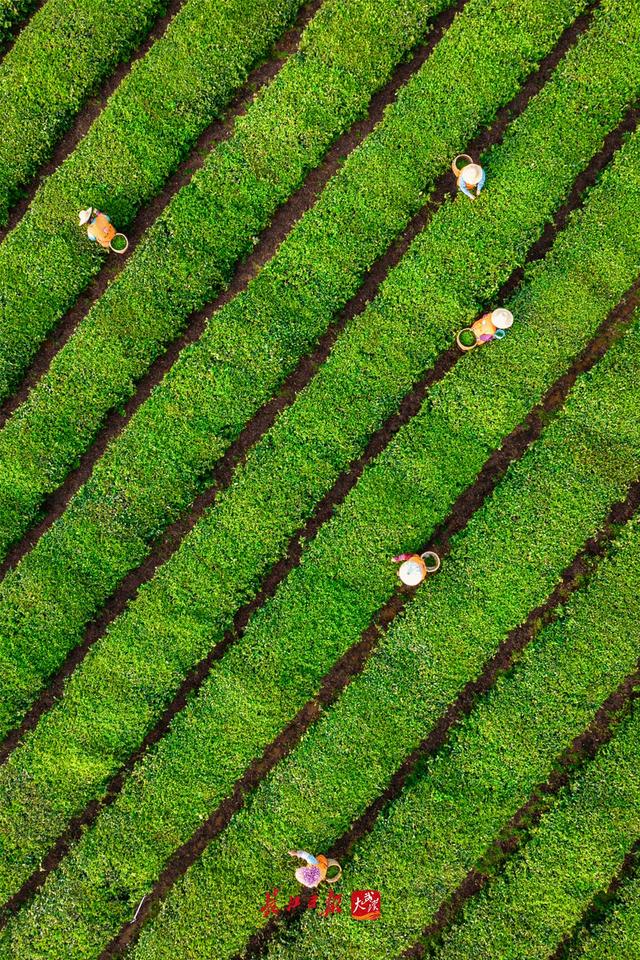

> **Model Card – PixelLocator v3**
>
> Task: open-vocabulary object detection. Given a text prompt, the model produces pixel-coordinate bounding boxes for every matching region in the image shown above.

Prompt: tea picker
[451,153,485,200]
[289,851,342,888]
[457,307,514,352]
[79,207,129,254]
[392,550,441,587]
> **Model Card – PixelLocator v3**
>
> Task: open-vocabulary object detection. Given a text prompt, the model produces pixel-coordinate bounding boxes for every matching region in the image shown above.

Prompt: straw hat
[78,207,94,226]
[491,308,514,329]
[461,163,483,185]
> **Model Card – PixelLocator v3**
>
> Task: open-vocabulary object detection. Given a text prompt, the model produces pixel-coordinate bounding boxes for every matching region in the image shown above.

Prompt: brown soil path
[0,4,602,585]
[0,1,624,805]
[548,841,640,960]
[0,0,48,64]
[242,479,640,960]
[401,684,640,958]
[0,0,194,243]
[3,270,638,950]
[0,0,326,421]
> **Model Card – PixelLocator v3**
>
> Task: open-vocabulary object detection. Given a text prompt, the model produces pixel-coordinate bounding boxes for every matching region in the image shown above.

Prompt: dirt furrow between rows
[401,690,640,958]
[240,480,640,960]
[0,0,47,64]
[0,1,600,584]
[0,0,326,425]
[4,256,637,943]
[0,19,623,774]
[547,843,640,960]
[96,358,640,959]
[0,0,193,247]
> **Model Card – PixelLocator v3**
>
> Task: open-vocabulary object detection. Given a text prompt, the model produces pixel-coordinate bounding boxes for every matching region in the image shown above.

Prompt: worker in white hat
[473,307,514,343]
[451,154,486,200]
[392,550,441,587]
[78,207,128,253]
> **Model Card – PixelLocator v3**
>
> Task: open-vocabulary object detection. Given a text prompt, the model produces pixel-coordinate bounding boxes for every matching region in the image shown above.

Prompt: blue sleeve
[458,179,474,198]
[477,169,486,194]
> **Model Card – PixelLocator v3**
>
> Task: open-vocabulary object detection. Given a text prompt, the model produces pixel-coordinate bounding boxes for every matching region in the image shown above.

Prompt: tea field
[0,0,639,957]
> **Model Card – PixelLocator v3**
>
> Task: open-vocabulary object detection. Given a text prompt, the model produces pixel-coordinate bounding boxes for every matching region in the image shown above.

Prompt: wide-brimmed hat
[492,307,514,329]
[398,556,427,587]
[461,163,483,185]
[78,207,94,225]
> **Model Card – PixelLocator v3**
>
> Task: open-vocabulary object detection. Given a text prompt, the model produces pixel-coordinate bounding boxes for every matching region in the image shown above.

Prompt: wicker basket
[451,153,474,179]
[109,233,129,254]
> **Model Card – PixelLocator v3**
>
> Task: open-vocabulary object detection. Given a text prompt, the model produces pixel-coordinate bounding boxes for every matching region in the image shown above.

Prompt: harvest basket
[451,153,474,178]
[457,328,477,351]
[109,233,129,254]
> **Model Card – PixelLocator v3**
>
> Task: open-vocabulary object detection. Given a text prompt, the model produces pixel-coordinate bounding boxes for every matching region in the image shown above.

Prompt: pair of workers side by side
[450,155,517,351]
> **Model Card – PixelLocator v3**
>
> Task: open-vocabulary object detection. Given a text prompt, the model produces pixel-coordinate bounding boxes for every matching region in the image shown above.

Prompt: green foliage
[434,706,640,960]
[3,110,640,960]
[142,320,640,960]
[0,0,591,557]
[0,4,637,960]
[3,73,640,914]
[570,874,640,960]
[0,0,632,746]
[0,0,171,222]
[7,302,639,960]
[0,0,310,386]
[0,0,445,401]
[0,0,37,51]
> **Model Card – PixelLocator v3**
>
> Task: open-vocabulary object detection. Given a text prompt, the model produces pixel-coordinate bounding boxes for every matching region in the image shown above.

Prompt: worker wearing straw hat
[472,307,514,343]
[451,154,486,200]
[78,207,128,253]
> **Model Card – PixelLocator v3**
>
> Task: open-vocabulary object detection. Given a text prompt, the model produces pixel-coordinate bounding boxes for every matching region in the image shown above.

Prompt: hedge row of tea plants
[0,0,594,555]
[0,0,38,53]
[570,874,640,960]
[0,0,175,222]
[7,306,639,960]
[434,706,640,960]
[0,0,450,400]
[199,510,640,960]
[0,0,634,743]
[124,322,640,960]
[2,88,640,909]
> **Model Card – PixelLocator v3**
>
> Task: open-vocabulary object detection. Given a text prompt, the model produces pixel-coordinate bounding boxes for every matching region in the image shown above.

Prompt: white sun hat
[398,556,427,587]
[78,207,94,226]
[491,307,514,329]
[461,163,483,186]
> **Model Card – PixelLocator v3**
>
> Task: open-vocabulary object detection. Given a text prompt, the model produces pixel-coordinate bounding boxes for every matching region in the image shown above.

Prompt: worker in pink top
[288,851,342,888]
